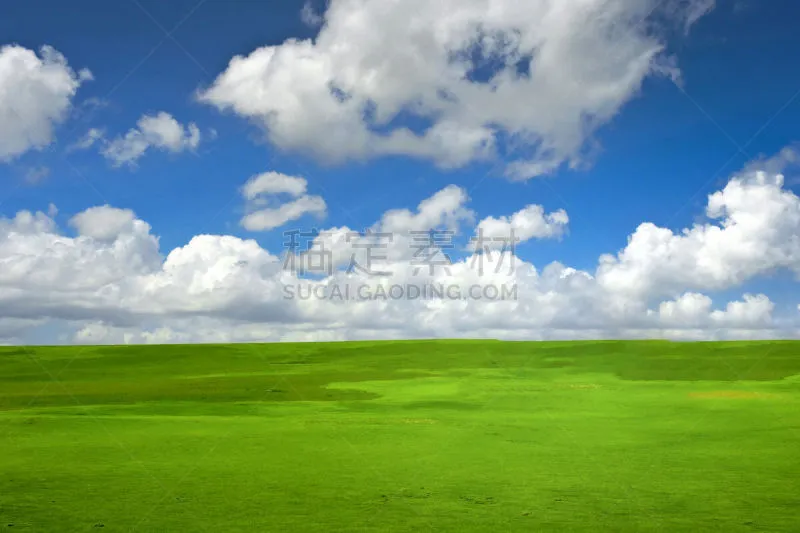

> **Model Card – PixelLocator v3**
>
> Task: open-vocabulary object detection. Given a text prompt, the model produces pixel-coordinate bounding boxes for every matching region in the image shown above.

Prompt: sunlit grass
[1,341,799,531]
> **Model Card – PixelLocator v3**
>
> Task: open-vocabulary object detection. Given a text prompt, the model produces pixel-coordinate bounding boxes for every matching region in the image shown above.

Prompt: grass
[1,340,799,532]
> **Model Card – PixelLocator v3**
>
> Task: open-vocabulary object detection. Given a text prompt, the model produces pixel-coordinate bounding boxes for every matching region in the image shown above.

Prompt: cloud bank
[2,148,799,345]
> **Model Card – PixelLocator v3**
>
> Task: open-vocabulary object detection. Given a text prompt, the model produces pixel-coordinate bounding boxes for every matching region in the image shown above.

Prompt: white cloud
[0,44,91,161]
[69,205,137,241]
[681,0,715,31]
[711,293,774,328]
[473,204,568,248]
[0,206,160,300]
[68,127,105,151]
[242,195,327,232]
[199,0,714,179]
[652,292,773,329]
[102,112,201,167]
[380,185,474,235]
[2,147,800,345]
[653,292,713,327]
[242,171,309,199]
[300,1,323,27]
[239,171,327,231]
[597,164,800,302]
[23,166,50,185]
[291,184,475,274]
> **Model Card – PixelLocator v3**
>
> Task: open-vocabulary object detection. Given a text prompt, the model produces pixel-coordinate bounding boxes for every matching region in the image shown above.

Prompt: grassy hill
[1,341,799,531]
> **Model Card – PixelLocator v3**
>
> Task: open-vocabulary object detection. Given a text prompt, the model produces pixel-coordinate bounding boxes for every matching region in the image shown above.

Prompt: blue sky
[1,0,800,343]
[1,0,797,249]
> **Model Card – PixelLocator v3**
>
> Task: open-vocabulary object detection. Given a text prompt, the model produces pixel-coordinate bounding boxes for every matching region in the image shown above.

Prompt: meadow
[1,340,799,532]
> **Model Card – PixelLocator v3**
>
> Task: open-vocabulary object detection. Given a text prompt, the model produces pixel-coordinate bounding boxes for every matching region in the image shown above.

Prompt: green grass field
[1,340,799,532]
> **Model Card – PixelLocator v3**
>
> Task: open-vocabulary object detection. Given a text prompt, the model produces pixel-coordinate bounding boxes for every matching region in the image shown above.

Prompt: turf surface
[1,340,799,531]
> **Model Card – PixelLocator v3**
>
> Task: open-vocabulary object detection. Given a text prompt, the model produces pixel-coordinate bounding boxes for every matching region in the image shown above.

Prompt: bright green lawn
[1,340,799,532]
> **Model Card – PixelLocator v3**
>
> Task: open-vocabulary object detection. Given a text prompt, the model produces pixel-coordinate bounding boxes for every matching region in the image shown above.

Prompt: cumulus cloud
[0,44,91,161]
[2,147,800,345]
[652,292,774,329]
[473,204,568,249]
[242,195,327,232]
[596,165,800,302]
[69,205,137,241]
[0,206,160,305]
[292,188,560,277]
[290,184,476,275]
[199,0,714,179]
[102,112,201,167]
[380,185,474,234]
[243,171,310,199]
[240,172,327,231]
